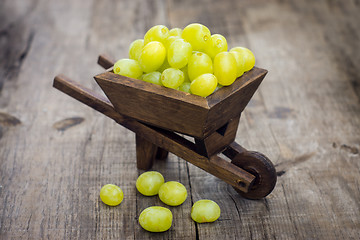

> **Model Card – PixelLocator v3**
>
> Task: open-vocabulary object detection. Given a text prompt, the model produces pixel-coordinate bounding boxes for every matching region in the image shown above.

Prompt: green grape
[129,39,144,61]
[99,184,124,206]
[161,68,184,89]
[188,52,213,81]
[191,200,220,223]
[157,58,171,72]
[205,34,228,59]
[113,58,143,79]
[164,36,181,49]
[139,41,166,73]
[230,47,255,72]
[142,71,163,86]
[213,52,237,86]
[139,206,173,232]
[168,28,182,37]
[190,73,218,97]
[180,65,190,82]
[229,50,245,77]
[182,23,211,52]
[144,25,169,45]
[158,181,187,206]
[136,171,165,196]
[179,81,191,93]
[168,38,192,69]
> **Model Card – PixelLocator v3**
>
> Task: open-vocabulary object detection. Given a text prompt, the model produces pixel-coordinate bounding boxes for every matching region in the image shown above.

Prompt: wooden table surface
[1,0,359,239]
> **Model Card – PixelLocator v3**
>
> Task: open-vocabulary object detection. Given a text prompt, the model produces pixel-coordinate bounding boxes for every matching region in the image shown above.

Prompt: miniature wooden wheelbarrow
[53,54,277,199]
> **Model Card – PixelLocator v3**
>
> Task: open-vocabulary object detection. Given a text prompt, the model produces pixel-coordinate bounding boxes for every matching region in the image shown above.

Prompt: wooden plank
[94,67,266,139]
[1,0,360,239]
[94,72,209,138]
[168,0,360,239]
[0,0,196,239]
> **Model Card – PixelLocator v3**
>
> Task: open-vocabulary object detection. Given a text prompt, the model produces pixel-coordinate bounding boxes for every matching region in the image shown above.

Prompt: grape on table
[158,181,188,206]
[99,184,124,206]
[136,171,165,196]
[191,199,221,223]
[139,206,173,232]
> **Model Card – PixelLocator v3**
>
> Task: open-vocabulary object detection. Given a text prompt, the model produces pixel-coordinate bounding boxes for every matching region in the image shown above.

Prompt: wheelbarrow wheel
[231,151,277,200]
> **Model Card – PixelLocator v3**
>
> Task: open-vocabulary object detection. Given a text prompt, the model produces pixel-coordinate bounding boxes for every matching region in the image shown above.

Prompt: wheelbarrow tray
[94,67,267,139]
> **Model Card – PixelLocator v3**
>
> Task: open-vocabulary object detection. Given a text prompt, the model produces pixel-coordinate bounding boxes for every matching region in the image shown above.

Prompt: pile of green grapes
[99,170,221,233]
[113,23,255,97]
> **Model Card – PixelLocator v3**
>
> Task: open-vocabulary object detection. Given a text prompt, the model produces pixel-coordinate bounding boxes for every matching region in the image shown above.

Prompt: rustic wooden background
[1,0,359,239]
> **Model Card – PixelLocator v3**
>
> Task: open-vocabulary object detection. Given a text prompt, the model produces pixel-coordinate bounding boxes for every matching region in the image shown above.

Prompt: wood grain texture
[1,0,360,239]
[195,115,240,157]
[94,67,266,139]
[135,135,157,170]
[94,72,209,138]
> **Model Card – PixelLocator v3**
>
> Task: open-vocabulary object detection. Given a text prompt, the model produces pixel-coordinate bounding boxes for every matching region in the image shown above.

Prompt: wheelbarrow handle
[223,142,247,158]
[53,74,121,121]
[98,54,116,69]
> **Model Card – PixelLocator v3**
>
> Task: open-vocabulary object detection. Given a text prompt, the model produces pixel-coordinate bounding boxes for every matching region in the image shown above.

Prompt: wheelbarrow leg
[156,148,169,160]
[136,134,169,170]
[136,134,157,170]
